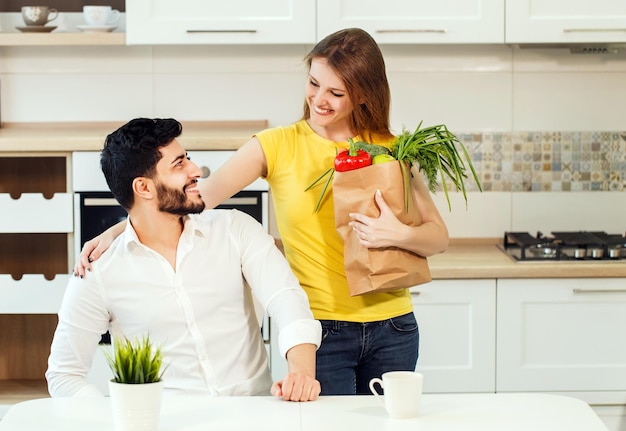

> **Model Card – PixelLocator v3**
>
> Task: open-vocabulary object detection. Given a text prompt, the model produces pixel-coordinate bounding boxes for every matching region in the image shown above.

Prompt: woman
[75,28,449,395]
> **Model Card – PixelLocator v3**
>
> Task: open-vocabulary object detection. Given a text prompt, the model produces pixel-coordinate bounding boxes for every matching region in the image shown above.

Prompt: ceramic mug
[83,5,120,27]
[369,371,423,419]
[21,6,58,26]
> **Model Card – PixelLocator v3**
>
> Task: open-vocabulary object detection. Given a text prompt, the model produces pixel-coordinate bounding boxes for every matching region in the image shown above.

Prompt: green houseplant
[105,335,166,384]
[105,335,166,431]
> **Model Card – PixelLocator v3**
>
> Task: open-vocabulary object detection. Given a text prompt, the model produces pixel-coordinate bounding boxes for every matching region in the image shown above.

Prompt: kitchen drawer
[0,193,73,233]
[0,274,68,313]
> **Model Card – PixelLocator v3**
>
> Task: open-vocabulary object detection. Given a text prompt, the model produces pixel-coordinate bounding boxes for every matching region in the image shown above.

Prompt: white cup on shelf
[83,5,120,27]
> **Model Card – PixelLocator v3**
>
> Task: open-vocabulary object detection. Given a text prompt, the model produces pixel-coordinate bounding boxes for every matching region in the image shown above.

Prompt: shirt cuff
[278,318,322,359]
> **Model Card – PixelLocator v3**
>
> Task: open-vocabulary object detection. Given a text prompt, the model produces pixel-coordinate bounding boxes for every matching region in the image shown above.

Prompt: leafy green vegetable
[391,122,482,211]
[104,335,167,384]
[352,141,390,157]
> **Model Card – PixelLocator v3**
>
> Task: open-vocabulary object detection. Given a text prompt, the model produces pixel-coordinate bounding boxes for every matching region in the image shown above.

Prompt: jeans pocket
[389,312,418,333]
[319,320,334,343]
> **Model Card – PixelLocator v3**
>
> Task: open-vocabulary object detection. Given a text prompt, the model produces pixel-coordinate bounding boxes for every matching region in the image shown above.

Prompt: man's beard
[155,180,206,216]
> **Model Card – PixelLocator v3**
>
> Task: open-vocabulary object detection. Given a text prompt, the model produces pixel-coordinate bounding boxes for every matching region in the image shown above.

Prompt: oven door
[75,190,269,249]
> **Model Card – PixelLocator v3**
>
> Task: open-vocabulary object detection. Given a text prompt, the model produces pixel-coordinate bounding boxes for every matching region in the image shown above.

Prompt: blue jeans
[316,312,419,395]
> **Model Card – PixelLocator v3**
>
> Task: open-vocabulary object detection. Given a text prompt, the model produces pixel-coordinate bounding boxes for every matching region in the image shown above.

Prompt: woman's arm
[74,220,126,277]
[74,137,268,276]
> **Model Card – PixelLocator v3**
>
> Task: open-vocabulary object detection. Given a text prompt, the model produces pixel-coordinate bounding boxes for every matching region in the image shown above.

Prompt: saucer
[76,25,117,33]
[16,25,57,33]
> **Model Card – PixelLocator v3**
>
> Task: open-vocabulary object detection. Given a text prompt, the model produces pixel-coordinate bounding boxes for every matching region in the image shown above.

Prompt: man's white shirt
[46,209,321,397]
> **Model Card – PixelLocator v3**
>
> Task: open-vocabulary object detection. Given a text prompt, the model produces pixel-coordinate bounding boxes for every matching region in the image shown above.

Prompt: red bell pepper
[334,148,371,172]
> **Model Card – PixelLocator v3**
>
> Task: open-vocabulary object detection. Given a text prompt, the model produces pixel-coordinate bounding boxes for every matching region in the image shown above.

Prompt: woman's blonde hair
[303,28,394,142]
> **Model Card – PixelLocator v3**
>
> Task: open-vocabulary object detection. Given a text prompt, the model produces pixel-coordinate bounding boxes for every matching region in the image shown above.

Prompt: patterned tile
[443,131,626,192]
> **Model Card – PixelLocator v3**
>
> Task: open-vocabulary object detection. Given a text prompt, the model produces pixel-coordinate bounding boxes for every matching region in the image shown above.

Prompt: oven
[73,151,270,249]
[72,151,271,344]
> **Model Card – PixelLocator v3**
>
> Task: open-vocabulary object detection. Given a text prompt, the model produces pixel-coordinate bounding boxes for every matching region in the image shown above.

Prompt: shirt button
[200,354,208,361]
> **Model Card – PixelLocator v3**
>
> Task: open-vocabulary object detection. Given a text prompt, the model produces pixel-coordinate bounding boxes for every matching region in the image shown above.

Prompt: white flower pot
[108,380,164,431]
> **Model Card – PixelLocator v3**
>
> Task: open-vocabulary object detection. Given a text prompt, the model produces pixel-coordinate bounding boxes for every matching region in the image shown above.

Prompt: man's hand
[271,372,320,402]
[272,343,320,401]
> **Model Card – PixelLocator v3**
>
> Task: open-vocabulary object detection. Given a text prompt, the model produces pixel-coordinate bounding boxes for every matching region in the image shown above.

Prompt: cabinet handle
[563,28,626,33]
[376,29,447,34]
[573,288,626,294]
[186,29,257,34]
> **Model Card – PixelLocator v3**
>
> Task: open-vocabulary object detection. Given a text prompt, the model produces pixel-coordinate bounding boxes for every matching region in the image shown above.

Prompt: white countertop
[0,393,609,431]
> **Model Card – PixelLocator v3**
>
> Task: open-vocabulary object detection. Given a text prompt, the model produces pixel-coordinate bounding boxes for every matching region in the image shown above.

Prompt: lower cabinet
[496,278,626,404]
[411,279,496,393]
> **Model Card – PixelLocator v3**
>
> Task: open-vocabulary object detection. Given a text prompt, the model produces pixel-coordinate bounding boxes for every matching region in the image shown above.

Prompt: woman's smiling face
[305,58,355,139]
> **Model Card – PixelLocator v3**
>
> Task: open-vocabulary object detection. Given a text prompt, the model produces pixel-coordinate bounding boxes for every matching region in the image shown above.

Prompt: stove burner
[501,231,626,262]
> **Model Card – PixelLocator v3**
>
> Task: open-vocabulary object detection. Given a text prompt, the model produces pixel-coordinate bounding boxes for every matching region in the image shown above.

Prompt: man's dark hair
[101,118,182,210]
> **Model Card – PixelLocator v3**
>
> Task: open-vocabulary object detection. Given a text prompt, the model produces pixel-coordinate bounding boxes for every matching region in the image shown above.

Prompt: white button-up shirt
[46,209,321,397]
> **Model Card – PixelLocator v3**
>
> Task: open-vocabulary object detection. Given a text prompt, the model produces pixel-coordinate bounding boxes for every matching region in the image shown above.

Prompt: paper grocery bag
[333,161,432,296]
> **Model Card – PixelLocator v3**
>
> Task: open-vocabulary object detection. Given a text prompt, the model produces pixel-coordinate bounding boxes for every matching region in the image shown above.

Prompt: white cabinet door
[317,0,504,44]
[506,0,626,43]
[126,0,316,45]
[411,279,496,393]
[497,278,626,403]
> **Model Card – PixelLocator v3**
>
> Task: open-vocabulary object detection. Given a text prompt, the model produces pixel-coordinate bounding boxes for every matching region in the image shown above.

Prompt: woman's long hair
[302,28,394,141]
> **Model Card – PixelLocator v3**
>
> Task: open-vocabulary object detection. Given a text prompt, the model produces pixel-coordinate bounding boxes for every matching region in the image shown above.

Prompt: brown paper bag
[333,160,432,296]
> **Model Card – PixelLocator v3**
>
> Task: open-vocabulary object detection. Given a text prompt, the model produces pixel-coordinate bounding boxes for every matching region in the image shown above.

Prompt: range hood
[513,43,626,54]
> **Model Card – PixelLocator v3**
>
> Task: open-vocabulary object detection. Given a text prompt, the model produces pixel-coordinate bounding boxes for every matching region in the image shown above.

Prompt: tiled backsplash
[455,131,626,193]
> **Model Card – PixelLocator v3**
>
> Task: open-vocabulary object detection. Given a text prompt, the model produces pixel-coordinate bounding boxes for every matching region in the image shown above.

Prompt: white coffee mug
[369,371,423,419]
[83,5,120,26]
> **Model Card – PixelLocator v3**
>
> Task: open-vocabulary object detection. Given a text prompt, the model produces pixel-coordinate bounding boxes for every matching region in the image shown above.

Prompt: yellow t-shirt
[256,120,413,322]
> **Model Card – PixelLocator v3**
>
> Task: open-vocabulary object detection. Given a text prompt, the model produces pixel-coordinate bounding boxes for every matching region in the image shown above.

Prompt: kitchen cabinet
[411,279,496,393]
[506,0,626,44]
[0,154,72,402]
[496,278,626,404]
[125,0,316,45]
[317,0,504,44]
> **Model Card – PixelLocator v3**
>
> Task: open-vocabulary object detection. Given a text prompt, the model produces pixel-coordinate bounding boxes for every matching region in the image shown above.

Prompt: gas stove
[500,231,626,262]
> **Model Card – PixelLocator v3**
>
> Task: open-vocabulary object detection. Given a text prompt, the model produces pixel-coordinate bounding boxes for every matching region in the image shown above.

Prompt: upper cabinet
[316,0,504,44]
[5,0,626,46]
[506,0,626,44]
[125,0,316,45]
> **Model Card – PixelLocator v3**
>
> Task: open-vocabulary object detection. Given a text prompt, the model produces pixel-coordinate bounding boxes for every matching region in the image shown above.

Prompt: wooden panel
[0,157,66,198]
[0,0,125,12]
[0,234,68,279]
[0,379,49,404]
[0,314,58,380]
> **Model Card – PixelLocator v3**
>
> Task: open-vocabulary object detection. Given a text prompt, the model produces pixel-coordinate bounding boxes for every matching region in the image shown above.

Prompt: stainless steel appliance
[500,231,626,262]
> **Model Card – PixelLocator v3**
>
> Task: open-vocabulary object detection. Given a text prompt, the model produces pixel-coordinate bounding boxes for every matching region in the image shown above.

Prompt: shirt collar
[121,214,209,251]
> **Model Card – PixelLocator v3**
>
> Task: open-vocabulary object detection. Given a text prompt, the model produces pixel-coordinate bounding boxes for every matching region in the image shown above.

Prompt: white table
[0,395,299,431]
[301,393,610,431]
[0,393,609,431]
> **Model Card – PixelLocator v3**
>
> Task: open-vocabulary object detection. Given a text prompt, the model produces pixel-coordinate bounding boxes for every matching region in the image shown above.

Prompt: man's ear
[132,177,154,201]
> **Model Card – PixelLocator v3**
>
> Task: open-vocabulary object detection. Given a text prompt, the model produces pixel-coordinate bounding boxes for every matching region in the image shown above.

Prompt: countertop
[2,122,625,280]
[0,121,266,153]
[429,240,626,279]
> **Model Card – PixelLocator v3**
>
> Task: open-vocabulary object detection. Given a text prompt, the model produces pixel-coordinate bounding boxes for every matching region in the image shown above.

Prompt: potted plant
[105,335,166,431]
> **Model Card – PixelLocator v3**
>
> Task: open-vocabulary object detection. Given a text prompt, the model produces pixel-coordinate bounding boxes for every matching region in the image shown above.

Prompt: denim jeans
[316,312,419,395]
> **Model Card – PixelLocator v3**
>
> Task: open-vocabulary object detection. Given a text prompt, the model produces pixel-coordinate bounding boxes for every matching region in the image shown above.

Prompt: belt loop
[333,320,340,332]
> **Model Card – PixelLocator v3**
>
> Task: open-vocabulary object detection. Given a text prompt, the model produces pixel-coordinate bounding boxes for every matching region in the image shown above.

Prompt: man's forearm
[286,343,317,377]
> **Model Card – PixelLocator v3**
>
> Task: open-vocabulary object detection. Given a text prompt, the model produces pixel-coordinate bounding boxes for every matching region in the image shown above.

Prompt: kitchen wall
[1,38,625,237]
